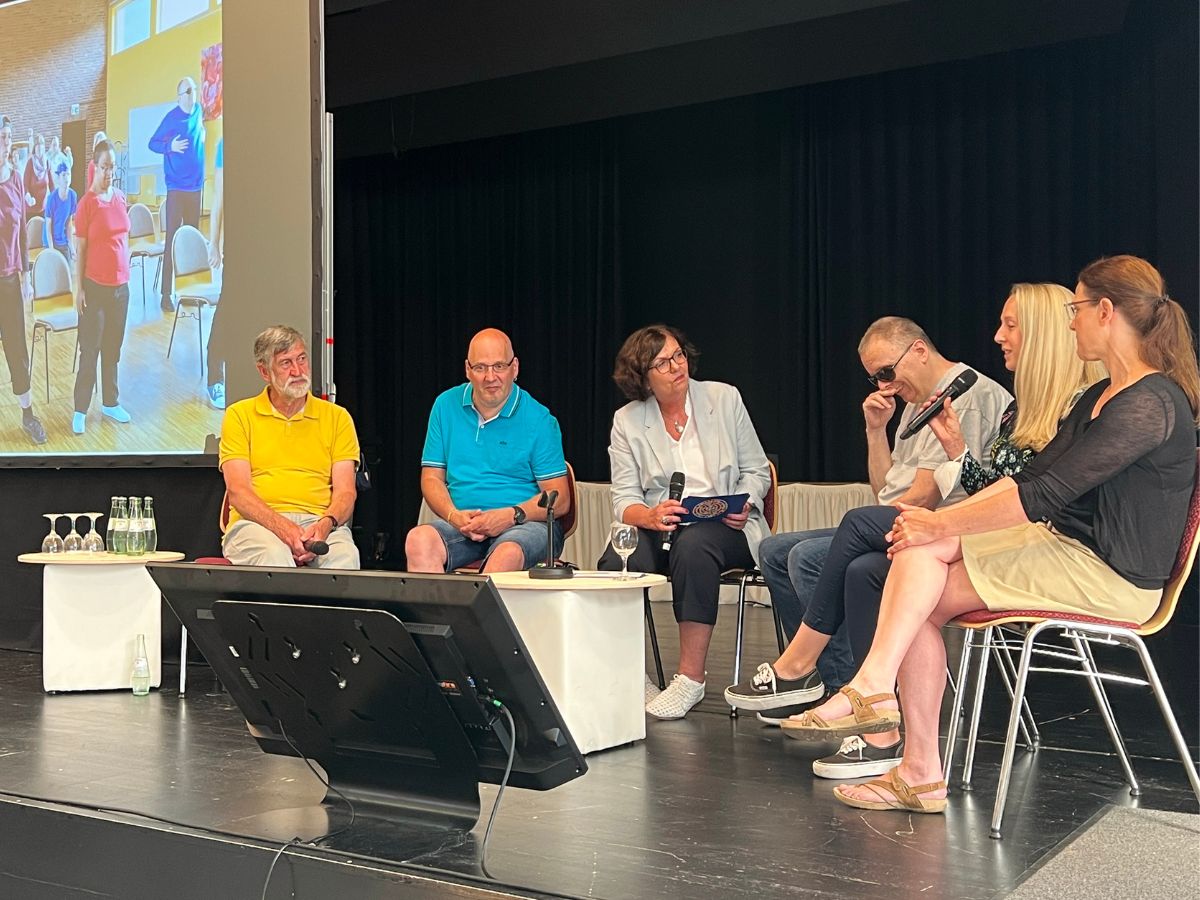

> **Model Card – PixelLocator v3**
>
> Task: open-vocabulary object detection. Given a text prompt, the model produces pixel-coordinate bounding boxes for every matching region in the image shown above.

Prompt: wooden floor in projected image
[0,264,225,456]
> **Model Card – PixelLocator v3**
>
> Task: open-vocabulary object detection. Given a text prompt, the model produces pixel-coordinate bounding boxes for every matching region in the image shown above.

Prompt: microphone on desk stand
[528,489,573,580]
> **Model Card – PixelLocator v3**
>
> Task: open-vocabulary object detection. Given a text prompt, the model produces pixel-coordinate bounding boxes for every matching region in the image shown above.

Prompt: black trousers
[74,279,129,412]
[598,521,754,626]
[802,504,897,667]
[160,189,202,302]
[0,273,31,396]
[206,290,229,386]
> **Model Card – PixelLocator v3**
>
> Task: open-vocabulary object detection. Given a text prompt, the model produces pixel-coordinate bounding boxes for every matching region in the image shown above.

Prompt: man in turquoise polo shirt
[405,328,571,573]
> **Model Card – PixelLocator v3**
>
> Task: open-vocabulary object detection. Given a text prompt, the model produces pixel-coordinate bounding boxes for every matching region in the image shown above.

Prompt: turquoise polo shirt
[421,383,567,511]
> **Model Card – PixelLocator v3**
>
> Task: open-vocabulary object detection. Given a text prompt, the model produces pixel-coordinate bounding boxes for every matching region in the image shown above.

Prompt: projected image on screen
[0,0,224,458]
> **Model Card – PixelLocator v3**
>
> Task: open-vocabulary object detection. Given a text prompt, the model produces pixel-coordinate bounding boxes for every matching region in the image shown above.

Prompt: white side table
[18,551,184,692]
[488,571,667,754]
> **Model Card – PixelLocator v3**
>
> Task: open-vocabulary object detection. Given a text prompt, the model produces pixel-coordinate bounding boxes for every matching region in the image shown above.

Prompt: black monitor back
[149,564,586,794]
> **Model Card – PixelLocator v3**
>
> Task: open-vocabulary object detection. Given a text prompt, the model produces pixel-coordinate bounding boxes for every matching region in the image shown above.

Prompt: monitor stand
[211,601,486,842]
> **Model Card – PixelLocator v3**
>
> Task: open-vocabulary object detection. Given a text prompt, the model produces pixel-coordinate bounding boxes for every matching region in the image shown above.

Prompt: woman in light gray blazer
[599,324,771,719]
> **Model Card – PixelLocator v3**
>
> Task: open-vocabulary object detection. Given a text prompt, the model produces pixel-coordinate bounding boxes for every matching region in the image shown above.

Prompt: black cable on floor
[258,719,357,900]
[479,701,517,881]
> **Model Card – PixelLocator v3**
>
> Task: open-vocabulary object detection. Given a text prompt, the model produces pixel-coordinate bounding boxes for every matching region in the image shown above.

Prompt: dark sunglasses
[867,341,917,387]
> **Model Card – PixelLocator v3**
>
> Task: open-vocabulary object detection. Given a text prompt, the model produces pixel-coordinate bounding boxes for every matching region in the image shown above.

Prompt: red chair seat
[195,556,232,566]
[952,608,1138,630]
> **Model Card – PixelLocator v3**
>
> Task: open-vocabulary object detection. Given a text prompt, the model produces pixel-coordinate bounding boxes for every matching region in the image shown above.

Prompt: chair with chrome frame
[127,202,165,310]
[166,224,220,372]
[942,449,1200,839]
[451,463,580,575]
[27,248,79,403]
[26,215,46,263]
[721,460,784,716]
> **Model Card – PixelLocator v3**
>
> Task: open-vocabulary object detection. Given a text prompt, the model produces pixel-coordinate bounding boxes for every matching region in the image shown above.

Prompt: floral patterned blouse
[961,400,1035,495]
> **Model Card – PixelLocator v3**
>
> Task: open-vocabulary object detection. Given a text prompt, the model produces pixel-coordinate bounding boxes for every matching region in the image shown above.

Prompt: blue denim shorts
[426,518,564,571]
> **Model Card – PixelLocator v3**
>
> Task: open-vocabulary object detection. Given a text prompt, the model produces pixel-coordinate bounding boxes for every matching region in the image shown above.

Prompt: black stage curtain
[332,1,1196,569]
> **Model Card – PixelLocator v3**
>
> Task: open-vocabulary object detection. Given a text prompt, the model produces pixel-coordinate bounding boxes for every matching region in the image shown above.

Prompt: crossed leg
[797,536,988,806]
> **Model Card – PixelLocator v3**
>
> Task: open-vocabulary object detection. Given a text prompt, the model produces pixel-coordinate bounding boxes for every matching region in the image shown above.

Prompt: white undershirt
[668,394,718,499]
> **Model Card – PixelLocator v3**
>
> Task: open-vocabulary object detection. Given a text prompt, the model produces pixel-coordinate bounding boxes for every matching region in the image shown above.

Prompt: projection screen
[0,0,322,464]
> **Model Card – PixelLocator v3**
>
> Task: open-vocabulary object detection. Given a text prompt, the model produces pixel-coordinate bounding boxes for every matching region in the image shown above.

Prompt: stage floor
[0,604,1195,899]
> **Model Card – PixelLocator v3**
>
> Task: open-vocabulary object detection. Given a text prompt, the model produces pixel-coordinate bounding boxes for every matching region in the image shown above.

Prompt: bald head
[467,328,513,362]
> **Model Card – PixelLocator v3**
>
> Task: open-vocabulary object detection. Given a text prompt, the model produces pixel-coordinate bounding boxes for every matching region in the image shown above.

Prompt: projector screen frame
[0,0,328,469]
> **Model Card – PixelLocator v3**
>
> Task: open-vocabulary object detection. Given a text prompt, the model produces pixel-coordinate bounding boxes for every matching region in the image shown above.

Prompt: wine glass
[41,514,64,554]
[610,522,638,580]
[63,513,85,552]
[82,512,105,552]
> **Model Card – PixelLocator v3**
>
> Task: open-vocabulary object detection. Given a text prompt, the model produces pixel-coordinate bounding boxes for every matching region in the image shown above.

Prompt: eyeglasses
[1063,298,1101,320]
[867,341,917,386]
[178,88,194,97]
[648,348,687,374]
[468,358,514,375]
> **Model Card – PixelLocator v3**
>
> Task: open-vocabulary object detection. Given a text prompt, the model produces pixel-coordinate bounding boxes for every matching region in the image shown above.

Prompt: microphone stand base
[528,564,574,580]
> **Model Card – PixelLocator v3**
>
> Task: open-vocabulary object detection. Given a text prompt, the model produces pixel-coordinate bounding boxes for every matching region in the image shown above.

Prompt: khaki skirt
[960,522,1161,625]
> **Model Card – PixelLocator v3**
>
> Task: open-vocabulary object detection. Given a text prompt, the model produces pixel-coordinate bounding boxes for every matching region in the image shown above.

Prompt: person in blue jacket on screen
[149,76,204,314]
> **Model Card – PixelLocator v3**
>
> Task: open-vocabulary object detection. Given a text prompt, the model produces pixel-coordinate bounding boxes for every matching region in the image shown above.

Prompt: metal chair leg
[961,626,995,790]
[730,576,749,718]
[991,623,1044,839]
[990,642,1037,751]
[994,635,1041,749]
[943,628,975,781]
[167,301,181,357]
[1073,635,1139,795]
[196,302,205,376]
[179,625,188,696]
[1130,635,1200,805]
[771,594,786,654]
[644,588,665,690]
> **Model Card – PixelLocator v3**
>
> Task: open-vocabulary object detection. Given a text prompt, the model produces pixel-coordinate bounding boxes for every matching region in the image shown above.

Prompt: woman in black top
[782,255,1200,815]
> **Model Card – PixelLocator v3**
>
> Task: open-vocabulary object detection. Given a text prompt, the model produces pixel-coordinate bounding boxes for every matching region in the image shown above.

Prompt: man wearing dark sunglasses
[148,76,205,313]
[748,317,1010,717]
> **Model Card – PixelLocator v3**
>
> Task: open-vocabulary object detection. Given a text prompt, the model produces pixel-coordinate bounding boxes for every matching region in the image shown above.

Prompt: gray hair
[858,316,937,356]
[253,325,306,367]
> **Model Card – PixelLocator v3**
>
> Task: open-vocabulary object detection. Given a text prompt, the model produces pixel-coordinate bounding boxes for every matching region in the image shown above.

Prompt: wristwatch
[512,506,527,526]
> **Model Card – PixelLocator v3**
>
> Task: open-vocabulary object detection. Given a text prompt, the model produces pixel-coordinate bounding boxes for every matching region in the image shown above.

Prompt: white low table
[18,551,184,693]
[488,570,667,755]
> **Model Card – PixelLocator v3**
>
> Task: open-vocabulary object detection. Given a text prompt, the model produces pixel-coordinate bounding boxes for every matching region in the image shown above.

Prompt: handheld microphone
[898,369,979,440]
[662,471,686,551]
[303,539,330,556]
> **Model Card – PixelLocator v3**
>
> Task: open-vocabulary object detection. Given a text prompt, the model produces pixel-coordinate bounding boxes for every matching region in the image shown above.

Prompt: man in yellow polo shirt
[218,325,361,568]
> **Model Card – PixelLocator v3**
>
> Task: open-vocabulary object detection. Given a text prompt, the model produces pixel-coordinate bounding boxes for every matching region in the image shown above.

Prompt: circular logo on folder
[692,498,729,518]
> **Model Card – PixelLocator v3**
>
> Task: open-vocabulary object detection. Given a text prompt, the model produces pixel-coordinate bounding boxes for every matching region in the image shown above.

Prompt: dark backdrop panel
[333,122,622,551]
[0,468,224,651]
[332,0,1196,585]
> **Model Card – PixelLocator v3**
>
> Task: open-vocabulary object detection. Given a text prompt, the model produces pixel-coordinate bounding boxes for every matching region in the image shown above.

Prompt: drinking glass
[610,522,638,580]
[82,512,105,552]
[63,513,85,553]
[41,514,64,554]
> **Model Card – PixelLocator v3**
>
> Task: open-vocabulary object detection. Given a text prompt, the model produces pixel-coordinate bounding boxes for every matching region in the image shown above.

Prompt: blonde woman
[726,283,1102,781]
[928,283,1106,496]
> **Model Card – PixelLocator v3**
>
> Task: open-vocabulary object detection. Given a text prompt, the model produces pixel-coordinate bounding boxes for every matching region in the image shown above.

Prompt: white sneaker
[101,404,131,423]
[645,673,705,720]
[645,674,663,705]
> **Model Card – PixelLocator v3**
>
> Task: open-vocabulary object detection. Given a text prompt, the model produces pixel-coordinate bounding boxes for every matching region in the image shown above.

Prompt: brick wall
[0,0,107,156]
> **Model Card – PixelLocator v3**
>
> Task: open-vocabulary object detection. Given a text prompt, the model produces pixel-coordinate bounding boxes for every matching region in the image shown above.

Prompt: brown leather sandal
[779,685,901,741]
[833,769,947,814]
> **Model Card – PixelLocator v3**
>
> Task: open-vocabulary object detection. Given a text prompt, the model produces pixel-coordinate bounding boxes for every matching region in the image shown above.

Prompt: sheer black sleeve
[1015,380,1176,523]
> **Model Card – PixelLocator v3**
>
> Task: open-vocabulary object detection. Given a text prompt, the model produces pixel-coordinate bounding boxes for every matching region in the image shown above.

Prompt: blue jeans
[426,518,563,571]
[758,528,856,689]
